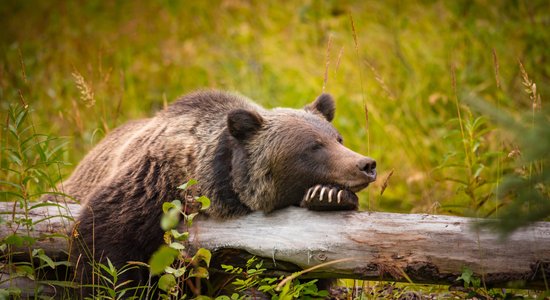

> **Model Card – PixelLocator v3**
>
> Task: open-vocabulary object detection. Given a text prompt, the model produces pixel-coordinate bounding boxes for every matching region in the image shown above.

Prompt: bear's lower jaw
[300,184,359,211]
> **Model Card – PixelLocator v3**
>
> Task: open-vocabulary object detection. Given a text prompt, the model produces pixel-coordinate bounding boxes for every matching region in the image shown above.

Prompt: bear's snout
[357,157,377,182]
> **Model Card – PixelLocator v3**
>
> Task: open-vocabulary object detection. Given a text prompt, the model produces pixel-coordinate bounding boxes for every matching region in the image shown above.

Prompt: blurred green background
[1,1,549,217]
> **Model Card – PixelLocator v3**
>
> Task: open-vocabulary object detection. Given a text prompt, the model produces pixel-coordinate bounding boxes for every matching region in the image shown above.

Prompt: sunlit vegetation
[1,1,549,298]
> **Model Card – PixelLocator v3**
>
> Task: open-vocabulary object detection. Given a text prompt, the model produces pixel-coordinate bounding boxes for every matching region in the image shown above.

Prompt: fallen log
[1,201,549,290]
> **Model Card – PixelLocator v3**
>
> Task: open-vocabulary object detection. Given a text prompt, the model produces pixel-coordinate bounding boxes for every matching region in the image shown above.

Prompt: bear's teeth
[310,185,321,200]
[337,190,343,204]
[328,189,334,203]
[319,187,327,202]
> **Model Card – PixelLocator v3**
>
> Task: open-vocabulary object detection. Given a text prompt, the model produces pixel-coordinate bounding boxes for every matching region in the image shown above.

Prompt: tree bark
[1,202,549,289]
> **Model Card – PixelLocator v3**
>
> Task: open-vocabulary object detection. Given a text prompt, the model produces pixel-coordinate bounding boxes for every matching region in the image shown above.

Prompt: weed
[1,103,73,298]
[147,179,212,299]
[1,1,549,298]
[435,113,502,216]
[83,259,147,300]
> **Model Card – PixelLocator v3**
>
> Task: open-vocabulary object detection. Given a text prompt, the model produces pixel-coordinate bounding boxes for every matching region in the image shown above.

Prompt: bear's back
[54,90,263,205]
[57,118,155,204]
[161,90,263,120]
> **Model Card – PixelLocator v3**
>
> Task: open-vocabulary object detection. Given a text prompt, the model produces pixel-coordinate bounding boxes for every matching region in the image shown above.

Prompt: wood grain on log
[1,202,549,289]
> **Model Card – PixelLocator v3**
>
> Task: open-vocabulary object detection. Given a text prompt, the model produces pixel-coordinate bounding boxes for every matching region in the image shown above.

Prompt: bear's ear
[304,93,335,122]
[227,109,264,141]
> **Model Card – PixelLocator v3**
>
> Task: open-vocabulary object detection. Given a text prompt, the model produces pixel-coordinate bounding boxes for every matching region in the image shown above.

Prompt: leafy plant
[465,94,550,235]
[456,266,481,289]
[221,256,329,300]
[435,112,503,217]
[149,179,212,299]
[84,258,147,300]
[1,103,73,298]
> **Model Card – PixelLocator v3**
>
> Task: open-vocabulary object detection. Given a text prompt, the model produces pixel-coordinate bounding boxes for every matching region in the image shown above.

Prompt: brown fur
[58,90,376,294]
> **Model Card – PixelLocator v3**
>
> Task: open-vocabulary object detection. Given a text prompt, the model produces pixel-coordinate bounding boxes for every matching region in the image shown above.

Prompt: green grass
[2,1,548,216]
[1,0,549,298]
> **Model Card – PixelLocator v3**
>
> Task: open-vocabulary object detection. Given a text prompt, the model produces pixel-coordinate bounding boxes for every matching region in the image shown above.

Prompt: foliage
[221,257,329,300]
[457,266,481,289]
[84,259,147,300]
[434,113,501,217]
[1,0,550,298]
[465,94,550,235]
[0,104,74,298]
[2,1,549,215]
[150,179,212,299]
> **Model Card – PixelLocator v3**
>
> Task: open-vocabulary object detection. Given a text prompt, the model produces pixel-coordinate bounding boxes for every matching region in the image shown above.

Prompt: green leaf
[177,179,197,190]
[169,242,185,250]
[0,180,20,189]
[317,290,329,297]
[149,245,179,275]
[4,235,23,247]
[37,253,55,269]
[173,267,186,278]
[158,274,176,292]
[473,163,485,179]
[160,209,180,231]
[162,200,182,214]
[472,276,481,288]
[193,248,211,267]
[221,264,234,272]
[162,202,176,214]
[196,195,211,210]
[186,212,198,226]
[189,266,209,279]
[15,265,35,280]
[170,229,189,241]
[457,267,473,287]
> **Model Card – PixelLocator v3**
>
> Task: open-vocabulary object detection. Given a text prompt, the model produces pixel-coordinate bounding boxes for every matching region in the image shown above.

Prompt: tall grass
[1,1,549,298]
[1,103,74,297]
[2,0,548,214]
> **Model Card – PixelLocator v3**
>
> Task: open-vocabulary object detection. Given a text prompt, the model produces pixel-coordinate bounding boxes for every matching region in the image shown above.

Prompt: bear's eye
[310,141,324,151]
[337,136,344,144]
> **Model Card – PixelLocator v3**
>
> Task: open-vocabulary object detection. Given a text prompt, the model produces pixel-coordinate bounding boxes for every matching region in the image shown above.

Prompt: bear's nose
[357,158,377,180]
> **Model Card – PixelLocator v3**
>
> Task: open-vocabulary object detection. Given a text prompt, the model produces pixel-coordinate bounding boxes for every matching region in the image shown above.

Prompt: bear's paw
[300,184,359,211]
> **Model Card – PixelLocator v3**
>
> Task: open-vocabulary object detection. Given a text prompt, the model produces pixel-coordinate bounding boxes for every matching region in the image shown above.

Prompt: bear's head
[227,94,376,213]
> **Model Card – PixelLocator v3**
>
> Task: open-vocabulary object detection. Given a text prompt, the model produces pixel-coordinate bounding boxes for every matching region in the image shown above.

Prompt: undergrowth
[1,1,549,299]
[1,104,74,298]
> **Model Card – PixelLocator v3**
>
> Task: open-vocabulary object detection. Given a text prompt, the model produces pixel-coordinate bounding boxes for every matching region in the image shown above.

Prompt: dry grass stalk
[492,48,501,89]
[349,14,369,154]
[364,103,369,128]
[17,48,28,84]
[349,14,359,55]
[380,169,394,196]
[451,63,470,175]
[450,63,464,135]
[72,70,95,108]
[450,62,457,95]
[18,89,28,109]
[364,103,370,153]
[323,35,332,93]
[71,100,84,134]
[364,58,396,101]
[518,59,541,112]
[334,46,344,74]
[163,93,169,110]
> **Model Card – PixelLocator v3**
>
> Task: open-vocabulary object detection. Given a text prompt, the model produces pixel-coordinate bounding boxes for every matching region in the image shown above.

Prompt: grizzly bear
[63,90,376,295]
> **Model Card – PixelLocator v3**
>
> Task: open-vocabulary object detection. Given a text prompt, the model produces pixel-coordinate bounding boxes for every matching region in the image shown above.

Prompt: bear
[62,90,376,296]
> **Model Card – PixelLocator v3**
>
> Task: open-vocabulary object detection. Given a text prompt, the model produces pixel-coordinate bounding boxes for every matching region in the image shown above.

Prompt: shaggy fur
[58,90,376,294]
